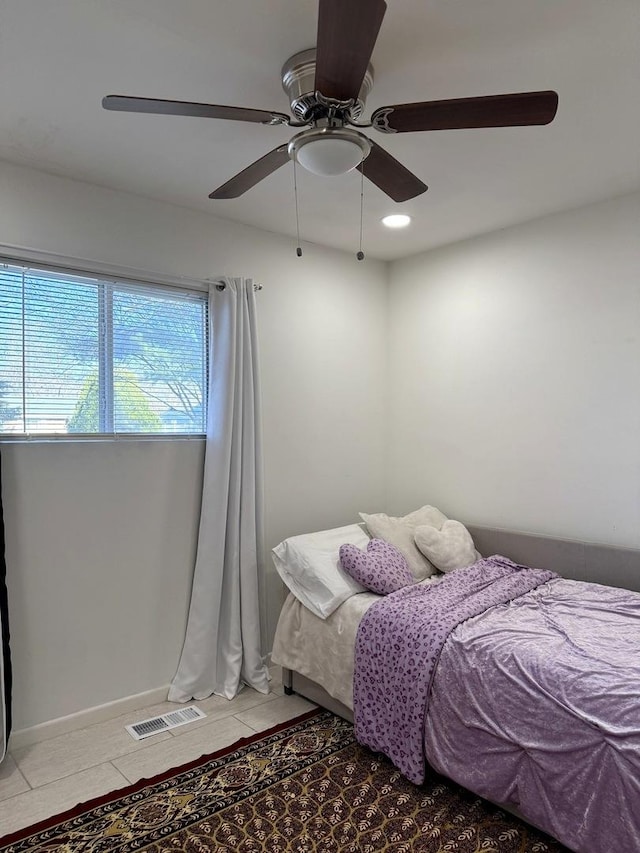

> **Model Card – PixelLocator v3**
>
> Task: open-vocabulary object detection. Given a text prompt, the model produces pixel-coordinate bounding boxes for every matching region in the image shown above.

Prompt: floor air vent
[125,706,206,740]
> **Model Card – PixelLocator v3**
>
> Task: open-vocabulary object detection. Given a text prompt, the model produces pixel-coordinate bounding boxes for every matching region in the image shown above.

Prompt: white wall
[0,160,388,729]
[387,192,640,548]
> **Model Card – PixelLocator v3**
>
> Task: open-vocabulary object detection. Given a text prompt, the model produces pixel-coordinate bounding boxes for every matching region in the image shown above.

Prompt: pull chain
[294,158,365,260]
[293,157,302,257]
[357,167,365,261]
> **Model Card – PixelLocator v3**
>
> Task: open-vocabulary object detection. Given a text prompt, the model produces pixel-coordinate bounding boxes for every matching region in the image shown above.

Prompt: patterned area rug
[0,709,568,852]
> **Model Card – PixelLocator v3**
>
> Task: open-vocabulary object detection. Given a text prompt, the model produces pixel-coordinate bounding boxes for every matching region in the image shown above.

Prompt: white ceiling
[1,0,638,260]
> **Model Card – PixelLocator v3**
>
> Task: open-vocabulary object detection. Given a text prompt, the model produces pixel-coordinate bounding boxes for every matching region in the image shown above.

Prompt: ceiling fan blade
[371,91,559,133]
[357,140,427,202]
[315,0,387,101]
[102,95,290,126]
[209,145,290,199]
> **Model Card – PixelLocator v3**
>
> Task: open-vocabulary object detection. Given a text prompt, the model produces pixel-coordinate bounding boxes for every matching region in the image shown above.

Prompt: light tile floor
[0,666,315,839]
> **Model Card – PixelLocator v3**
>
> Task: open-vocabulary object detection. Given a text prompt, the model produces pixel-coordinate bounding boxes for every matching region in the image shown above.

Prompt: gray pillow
[359,505,448,580]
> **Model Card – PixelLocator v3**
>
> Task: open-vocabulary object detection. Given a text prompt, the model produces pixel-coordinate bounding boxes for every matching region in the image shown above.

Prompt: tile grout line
[0,788,33,809]
[1,702,310,822]
[9,699,270,788]
[7,692,284,796]
[108,760,135,787]
[11,734,173,791]
[0,765,32,805]
[0,764,111,808]
[11,690,279,754]
[13,760,33,792]
[20,764,32,792]
[0,762,132,836]
[233,714,259,733]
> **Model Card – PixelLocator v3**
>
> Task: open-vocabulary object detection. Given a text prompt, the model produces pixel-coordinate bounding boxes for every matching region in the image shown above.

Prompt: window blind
[0,261,208,436]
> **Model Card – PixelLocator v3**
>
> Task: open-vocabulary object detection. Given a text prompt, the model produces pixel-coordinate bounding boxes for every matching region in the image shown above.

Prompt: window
[0,260,208,437]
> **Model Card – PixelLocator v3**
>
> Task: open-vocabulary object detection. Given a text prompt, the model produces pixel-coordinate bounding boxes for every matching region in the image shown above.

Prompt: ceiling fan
[102,0,558,204]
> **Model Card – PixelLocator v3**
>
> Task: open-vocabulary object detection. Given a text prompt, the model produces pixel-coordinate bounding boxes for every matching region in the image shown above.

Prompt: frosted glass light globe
[296,137,365,176]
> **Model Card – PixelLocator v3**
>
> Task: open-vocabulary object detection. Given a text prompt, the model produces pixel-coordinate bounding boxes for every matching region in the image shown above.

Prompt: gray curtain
[169,278,269,701]
[0,449,12,763]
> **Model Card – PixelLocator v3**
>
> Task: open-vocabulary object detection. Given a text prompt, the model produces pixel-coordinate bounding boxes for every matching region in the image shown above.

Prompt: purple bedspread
[354,557,640,853]
[353,556,555,784]
[424,576,640,853]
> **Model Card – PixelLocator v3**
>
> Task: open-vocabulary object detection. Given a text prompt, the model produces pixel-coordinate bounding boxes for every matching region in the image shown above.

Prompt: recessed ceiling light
[381,214,412,229]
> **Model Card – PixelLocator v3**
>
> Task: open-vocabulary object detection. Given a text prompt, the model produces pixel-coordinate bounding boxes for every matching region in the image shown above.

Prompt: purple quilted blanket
[353,556,555,784]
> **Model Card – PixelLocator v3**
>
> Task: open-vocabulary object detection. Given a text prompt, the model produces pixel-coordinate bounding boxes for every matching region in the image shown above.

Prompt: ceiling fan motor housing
[281,48,374,122]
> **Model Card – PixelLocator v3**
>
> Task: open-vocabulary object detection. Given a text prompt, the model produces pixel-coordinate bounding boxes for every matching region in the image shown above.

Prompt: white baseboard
[9,685,172,752]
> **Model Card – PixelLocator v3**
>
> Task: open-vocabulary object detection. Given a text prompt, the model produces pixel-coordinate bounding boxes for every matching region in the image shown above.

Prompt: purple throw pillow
[339,539,415,596]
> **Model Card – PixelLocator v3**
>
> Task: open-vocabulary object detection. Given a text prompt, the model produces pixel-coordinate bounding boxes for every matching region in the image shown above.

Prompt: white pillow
[414,520,481,573]
[272,524,369,619]
[359,505,448,580]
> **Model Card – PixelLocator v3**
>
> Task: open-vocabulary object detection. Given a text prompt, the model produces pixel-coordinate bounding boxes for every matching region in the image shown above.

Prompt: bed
[271,523,640,853]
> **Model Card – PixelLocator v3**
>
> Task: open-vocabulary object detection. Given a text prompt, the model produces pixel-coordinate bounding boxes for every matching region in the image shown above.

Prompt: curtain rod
[0,243,215,294]
[216,281,263,292]
[0,242,263,294]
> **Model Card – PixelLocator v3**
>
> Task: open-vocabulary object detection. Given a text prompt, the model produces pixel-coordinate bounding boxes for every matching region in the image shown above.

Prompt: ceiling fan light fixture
[289,128,371,177]
[382,213,412,228]
[297,138,363,176]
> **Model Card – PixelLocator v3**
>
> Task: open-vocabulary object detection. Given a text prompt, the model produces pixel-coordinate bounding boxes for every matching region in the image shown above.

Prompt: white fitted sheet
[272,576,441,709]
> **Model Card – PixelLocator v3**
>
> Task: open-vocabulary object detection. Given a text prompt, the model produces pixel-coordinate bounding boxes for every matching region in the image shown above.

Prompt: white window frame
[0,247,213,442]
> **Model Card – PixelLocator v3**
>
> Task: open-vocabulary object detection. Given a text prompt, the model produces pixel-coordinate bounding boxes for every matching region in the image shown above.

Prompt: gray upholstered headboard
[466,525,640,593]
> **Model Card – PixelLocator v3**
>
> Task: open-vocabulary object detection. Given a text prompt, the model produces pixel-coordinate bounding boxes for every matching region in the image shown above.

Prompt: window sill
[0,433,206,444]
